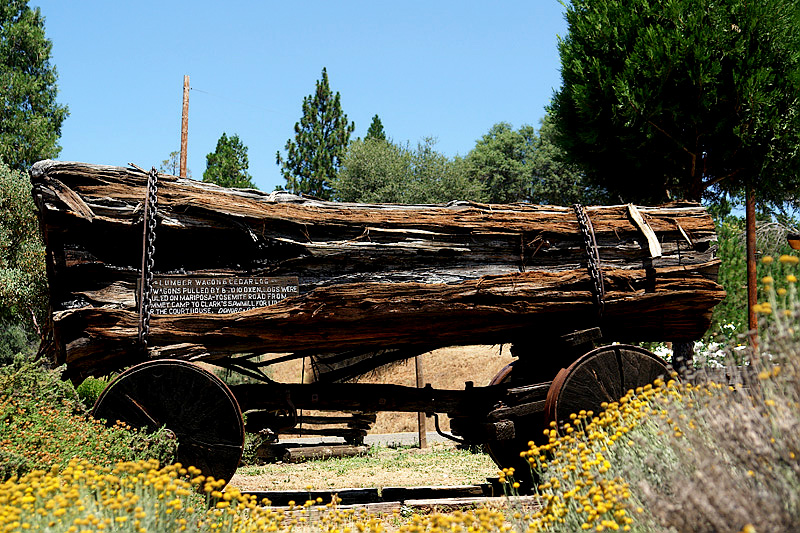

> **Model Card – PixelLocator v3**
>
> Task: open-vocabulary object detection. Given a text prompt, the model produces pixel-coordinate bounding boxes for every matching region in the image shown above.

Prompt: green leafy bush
[75,375,109,410]
[0,356,176,479]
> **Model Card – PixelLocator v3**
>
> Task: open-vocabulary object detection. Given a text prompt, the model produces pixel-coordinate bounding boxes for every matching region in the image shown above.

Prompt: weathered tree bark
[31,161,725,381]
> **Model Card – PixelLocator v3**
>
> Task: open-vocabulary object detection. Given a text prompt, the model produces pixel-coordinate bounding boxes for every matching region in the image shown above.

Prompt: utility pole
[415,356,427,449]
[180,75,190,178]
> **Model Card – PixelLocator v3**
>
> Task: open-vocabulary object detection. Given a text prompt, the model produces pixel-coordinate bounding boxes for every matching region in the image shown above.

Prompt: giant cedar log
[31,161,724,380]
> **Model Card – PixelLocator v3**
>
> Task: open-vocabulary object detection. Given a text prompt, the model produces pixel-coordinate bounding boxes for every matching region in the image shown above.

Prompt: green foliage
[334,137,485,204]
[530,114,610,206]
[276,68,355,199]
[202,133,255,189]
[707,215,799,341]
[75,376,109,410]
[709,217,749,338]
[552,0,800,204]
[0,319,37,366]
[0,357,177,478]
[0,0,68,170]
[0,160,47,341]
[464,122,535,204]
[464,118,609,206]
[334,138,408,202]
[365,114,387,142]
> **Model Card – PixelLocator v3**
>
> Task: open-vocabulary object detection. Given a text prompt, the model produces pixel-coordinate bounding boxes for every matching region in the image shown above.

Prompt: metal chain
[573,204,605,318]
[138,167,159,352]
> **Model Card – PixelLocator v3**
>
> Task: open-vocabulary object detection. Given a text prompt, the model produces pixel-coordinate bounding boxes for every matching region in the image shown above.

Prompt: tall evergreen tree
[0,1,68,170]
[551,0,800,205]
[365,115,386,142]
[276,68,355,200]
[203,133,256,189]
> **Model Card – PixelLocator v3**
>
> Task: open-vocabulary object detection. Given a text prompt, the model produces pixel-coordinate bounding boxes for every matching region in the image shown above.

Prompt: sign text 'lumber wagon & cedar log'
[142,276,300,315]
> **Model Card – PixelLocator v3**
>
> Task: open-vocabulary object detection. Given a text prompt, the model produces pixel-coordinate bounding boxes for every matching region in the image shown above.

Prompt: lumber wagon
[31,160,725,485]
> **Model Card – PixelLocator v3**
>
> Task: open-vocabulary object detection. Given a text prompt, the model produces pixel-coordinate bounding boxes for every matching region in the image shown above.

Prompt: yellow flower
[762,255,774,264]
[779,254,799,265]
[754,303,772,314]
[762,276,774,284]
[787,275,798,283]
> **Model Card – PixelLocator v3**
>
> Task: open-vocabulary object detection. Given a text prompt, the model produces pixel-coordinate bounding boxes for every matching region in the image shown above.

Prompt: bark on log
[31,160,725,381]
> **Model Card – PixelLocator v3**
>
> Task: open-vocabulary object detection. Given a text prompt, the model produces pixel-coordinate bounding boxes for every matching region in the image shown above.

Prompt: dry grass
[230,442,498,492]
[269,345,514,434]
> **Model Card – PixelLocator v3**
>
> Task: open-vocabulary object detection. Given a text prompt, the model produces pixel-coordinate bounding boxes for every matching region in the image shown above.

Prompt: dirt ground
[268,345,515,433]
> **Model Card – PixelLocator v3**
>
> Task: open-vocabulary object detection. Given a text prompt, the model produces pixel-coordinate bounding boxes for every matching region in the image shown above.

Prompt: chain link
[138,167,159,352]
[573,204,605,318]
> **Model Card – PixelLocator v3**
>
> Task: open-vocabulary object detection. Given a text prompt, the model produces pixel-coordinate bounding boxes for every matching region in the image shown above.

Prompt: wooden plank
[238,486,540,515]
[404,495,540,512]
[240,484,489,507]
[282,445,368,462]
[627,203,662,258]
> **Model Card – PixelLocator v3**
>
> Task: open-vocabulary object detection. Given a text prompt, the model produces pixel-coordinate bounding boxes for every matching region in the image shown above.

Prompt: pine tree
[0,1,68,170]
[276,68,355,200]
[365,115,386,142]
[203,133,256,189]
[552,0,800,205]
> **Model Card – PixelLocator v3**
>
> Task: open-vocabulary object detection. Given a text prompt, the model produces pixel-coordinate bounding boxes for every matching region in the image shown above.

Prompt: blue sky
[32,1,568,192]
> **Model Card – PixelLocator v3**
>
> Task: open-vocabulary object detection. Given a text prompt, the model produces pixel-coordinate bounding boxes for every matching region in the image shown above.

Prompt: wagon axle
[92,335,669,486]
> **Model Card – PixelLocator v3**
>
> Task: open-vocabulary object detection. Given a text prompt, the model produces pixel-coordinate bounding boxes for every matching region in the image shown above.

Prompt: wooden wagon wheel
[483,361,545,486]
[92,359,245,484]
[544,344,669,427]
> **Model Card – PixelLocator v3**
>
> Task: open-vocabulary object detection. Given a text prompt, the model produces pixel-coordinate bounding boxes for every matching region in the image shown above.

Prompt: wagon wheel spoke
[122,394,160,427]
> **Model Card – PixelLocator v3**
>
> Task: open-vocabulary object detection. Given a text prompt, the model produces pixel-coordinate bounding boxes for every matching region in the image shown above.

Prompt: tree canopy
[203,133,256,189]
[529,114,609,206]
[334,138,485,204]
[0,161,47,334]
[463,119,608,205]
[0,0,68,170]
[276,68,355,199]
[464,122,535,204]
[551,0,800,204]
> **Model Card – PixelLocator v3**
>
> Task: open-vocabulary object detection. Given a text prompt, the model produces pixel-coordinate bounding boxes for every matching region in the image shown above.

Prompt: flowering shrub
[0,357,176,479]
[517,253,800,532]
[0,458,519,533]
